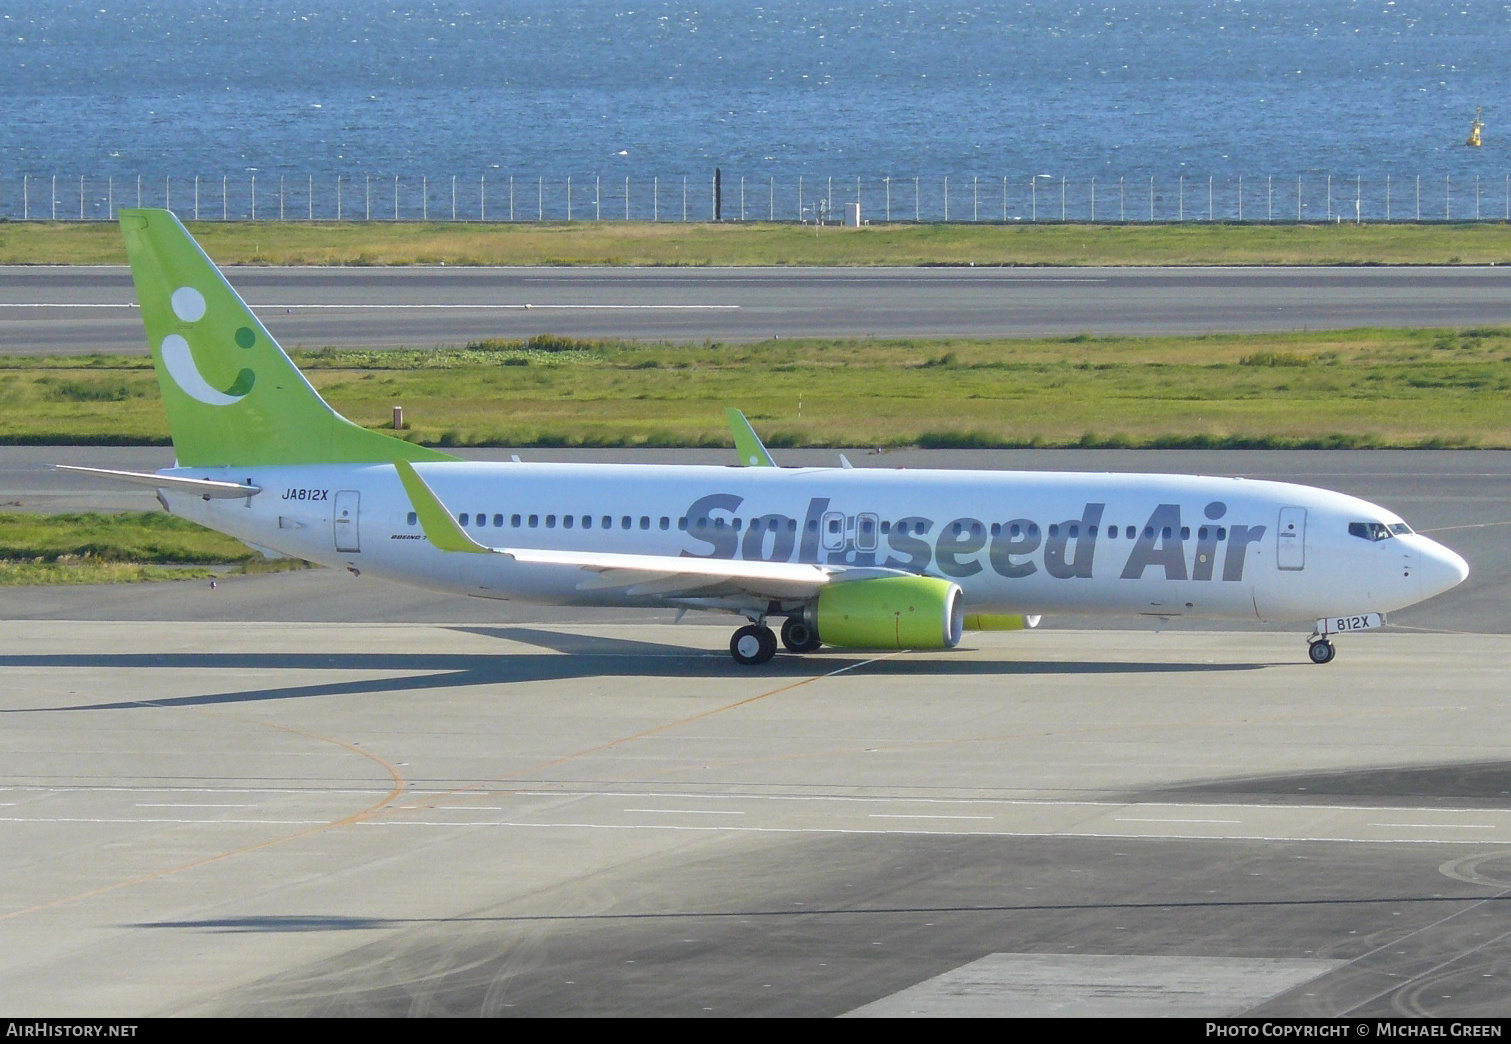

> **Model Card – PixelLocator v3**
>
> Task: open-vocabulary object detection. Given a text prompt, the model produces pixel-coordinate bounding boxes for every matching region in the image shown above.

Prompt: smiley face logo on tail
[159,286,255,406]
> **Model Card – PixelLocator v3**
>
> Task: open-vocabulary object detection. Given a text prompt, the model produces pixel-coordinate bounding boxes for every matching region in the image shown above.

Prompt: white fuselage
[161,460,1468,624]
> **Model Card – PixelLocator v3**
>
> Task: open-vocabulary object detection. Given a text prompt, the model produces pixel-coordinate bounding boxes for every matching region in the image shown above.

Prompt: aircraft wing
[394,460,896,600]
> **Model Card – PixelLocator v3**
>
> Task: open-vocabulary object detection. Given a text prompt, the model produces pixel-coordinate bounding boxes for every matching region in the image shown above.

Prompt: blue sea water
[3,1,1509,220]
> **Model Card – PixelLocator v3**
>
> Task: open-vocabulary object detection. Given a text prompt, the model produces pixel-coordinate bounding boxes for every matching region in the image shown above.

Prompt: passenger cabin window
[407,512,417,526]
[1349,521,1394,542]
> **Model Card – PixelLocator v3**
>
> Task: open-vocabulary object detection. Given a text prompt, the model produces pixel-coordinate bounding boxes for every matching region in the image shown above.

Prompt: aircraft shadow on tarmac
[0,627,1268,713]
[1132,760,1511,808]
[128,885,1511,938]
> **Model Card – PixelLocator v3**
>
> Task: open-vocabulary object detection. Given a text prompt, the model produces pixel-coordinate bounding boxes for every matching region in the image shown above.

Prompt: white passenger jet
[64,210,1469,666]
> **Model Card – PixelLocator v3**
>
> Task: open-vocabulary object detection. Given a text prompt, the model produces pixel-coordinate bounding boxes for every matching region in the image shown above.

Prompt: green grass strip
[6,220,1511,267]
[0,328,1507,450]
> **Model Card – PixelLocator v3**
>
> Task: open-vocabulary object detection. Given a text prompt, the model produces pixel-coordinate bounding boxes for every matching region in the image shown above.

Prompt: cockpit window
[1389,523,1413,535]
[1348,521,1393,542]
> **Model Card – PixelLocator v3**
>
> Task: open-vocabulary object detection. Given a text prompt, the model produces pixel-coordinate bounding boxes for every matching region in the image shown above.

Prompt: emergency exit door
[334,490,361,553]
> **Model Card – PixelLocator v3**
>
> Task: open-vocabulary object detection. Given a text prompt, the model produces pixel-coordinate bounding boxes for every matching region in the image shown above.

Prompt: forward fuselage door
[334,490,361,553]
[1276,506,1306,571]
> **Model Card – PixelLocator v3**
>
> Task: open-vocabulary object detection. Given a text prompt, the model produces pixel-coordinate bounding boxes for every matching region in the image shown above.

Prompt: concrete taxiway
[1,450,1509,1016]
[6,265,1511,353]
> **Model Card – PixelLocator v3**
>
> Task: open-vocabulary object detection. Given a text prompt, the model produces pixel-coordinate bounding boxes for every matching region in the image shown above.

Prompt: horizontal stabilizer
[56,465,261,499]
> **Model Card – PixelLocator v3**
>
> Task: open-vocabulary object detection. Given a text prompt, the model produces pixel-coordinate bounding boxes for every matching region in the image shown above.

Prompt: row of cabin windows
[401,511,1230,543]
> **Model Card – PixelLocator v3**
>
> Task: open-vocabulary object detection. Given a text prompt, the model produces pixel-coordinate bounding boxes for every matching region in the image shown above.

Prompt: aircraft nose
[1416,539,1470,600]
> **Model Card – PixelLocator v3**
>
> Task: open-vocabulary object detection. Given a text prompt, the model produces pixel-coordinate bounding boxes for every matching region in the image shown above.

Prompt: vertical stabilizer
[120,208,456,466]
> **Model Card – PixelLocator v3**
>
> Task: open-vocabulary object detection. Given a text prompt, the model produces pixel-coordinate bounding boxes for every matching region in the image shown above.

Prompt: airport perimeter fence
[5,172,1511,225]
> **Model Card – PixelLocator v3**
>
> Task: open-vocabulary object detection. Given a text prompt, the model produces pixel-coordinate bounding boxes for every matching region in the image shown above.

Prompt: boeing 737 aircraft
[65,210,1469,666]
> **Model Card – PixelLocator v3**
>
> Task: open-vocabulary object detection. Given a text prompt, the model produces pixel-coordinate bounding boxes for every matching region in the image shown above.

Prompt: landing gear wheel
[780,616,822,653]
[731,624,778,666]
[1308,639,1336,665]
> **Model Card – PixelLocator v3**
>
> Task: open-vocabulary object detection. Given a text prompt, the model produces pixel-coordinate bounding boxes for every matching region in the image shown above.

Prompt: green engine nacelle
[815,576,964,650]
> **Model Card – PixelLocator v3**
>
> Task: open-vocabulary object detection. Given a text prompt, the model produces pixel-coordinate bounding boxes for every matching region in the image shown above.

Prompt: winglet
[726,408,777,467]
[393,460,493,553]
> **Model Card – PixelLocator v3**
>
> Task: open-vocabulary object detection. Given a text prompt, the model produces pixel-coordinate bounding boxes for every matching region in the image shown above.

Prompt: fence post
[885,176,891,222]
[223,174,228,221]
[480,175,484,221]
[596,174,601,221]
[136,173,142,209]
[537,176,542,221]
[682,176,687,222]
[108,175,113,220]
[394,175,399,221]
[973,175,979,221]
[914,177,919,222]
[654,175,660,221]
[1326,174,1331,221]
[194,175,200,221]
[628,176,632,221]
[1090,176,1096,222]
[1119,176,1124,222]
[451,174,456,221]
[1267,175,1272,222]
[23,174,28,221]
[797,176,802,221]
[566,175,572,221]
[365,174,371,221]
[51,174,56,220]
[1238,175,1243,221]
[1475,174,1480,220]
[422,175,427,221]
[1179,175,1184,221]
[309,174,314,220]
[1060,176,1066,221]
[79,174,84,220]
[1031,176,1036,221]
[739,175,744,221]
[1149,176,1154,221]
[252,174,257,221]
[1385,174,1389,222]
[1296,176,1302,222]
[769,175,774,221]
[279,174,284,221]
[337,175,343,220]
[944,175,949,222]
[1445,174,1450,220]
[1416,174,1420,221]
[1207,175,1212,221]
[1357,175,1362,223]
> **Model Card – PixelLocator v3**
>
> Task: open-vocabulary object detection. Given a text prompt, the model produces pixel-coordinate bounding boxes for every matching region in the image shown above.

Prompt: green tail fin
[120,208,456,467]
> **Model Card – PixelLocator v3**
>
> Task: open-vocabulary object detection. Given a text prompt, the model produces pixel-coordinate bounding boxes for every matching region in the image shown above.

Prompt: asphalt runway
[5,264,1511,354]
[2,449,1510,1016]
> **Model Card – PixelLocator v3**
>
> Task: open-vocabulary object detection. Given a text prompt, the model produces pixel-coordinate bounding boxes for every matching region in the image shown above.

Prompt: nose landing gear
[1307,638,1336,665]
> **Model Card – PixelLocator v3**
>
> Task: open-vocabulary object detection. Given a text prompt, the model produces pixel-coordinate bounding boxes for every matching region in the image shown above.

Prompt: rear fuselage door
[334,490,361,553]
[1276,506,1306,570]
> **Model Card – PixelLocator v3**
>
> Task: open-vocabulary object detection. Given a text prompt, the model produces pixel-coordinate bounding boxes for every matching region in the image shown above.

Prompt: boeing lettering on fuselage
[679,493,1264,583]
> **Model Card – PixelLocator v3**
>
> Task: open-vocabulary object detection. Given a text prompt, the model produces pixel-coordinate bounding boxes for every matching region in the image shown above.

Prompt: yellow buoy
[1467,107,1484,148]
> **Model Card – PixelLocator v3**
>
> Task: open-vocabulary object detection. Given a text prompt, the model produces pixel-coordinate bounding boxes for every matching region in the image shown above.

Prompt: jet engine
[813,576,964,650]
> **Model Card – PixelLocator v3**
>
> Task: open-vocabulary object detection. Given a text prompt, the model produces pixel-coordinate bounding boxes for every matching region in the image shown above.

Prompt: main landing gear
[1307,637,1336,665]
[730,623,778,665]
[780,616,822,654]
[730,616,822,665]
